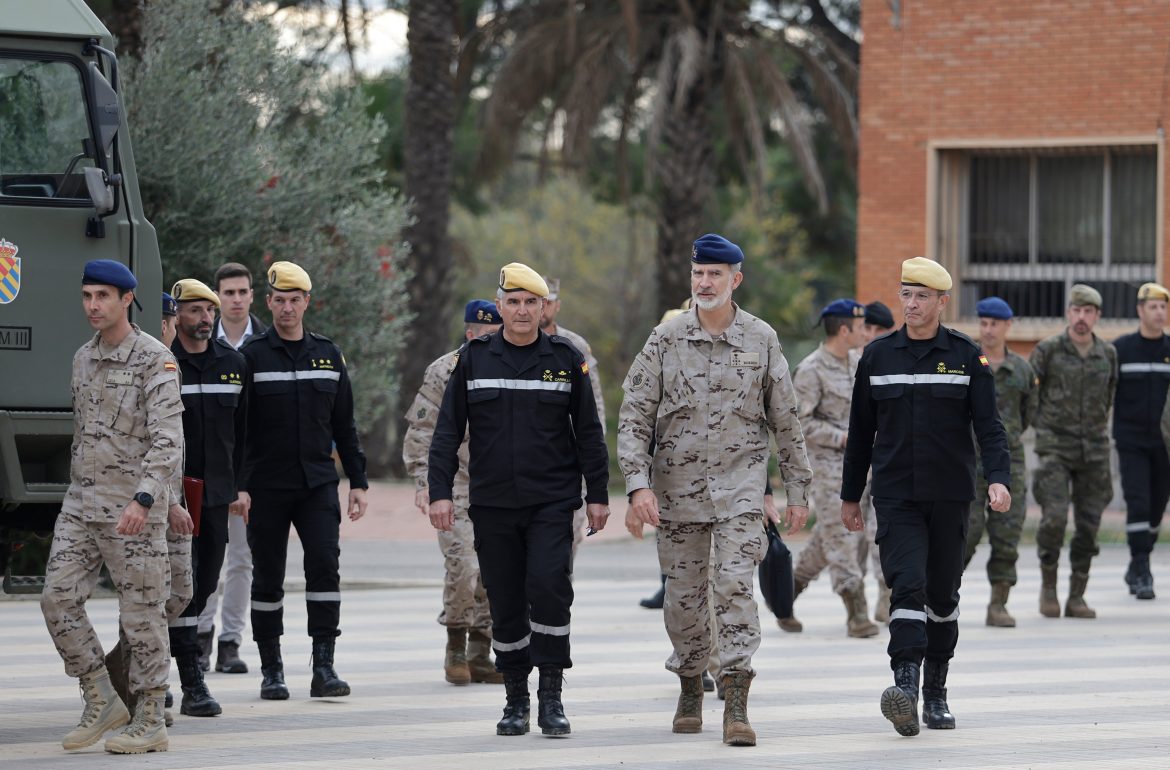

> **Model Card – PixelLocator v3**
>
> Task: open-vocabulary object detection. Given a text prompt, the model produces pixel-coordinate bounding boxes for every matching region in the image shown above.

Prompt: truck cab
[0,1,161,591]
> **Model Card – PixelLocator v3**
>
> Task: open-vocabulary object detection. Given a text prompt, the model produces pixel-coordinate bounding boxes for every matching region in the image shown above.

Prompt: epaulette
[945,326,980,349]
[548,334,577,351]
[238,331,267,350]
[308,331,334,343]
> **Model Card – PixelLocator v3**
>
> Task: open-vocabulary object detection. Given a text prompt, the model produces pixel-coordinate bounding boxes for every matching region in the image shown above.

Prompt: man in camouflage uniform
[964,298,1037,627]
[41,260,183,754]
[789,299,878,638]
[619,234,812,747]
[540,276,605,561]
[1030,284,1117,619]
[403,299,503,686]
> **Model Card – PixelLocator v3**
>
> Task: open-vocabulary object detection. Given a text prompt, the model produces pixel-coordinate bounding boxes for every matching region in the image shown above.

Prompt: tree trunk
[653,77,714,318]
[378,0,458,476]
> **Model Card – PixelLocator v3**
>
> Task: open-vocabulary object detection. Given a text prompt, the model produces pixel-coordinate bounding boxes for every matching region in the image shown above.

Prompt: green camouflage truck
[0,0,162,591]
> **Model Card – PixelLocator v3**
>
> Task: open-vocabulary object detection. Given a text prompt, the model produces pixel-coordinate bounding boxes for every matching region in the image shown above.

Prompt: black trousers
[1117,444,1170,557]
[469,499,576,676]
[874,498,967,668]
[248,483,341,642]
[170,504,229,657]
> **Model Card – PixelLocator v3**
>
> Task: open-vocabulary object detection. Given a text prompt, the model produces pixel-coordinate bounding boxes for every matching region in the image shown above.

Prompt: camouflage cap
[1069,283,1102,308]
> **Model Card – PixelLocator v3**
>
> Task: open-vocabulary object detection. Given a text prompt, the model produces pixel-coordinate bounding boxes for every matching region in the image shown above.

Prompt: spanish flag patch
[164,361,178,372]
[580,361,589,375]
[978,355,989,367]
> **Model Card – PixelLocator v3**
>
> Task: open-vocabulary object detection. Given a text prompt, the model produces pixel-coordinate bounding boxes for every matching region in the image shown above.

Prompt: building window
[936,145,1158,320]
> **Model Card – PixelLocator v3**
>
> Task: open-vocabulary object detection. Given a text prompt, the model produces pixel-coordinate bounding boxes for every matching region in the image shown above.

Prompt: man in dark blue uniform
[1113,282,1170,600]
[428,262,610,738]
[841,257,1011,737]
[167,278,249,716]
[238,261,368,701]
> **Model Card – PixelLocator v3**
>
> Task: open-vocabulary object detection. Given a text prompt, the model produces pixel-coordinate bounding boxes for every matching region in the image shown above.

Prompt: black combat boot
[921,659,955,729]
[880,660,921,737]
[496,674,530,736]
[196,624,214,672]
[639,574,666,609]
[310,638,351,697]
[176,653,222,717]
[215,640,249,674]
[536,667,571,737]
[257,639,289,700]
[1131,554,1155,600]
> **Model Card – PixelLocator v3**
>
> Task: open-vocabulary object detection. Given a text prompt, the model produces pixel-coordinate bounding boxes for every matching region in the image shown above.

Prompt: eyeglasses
[898,289,941,303]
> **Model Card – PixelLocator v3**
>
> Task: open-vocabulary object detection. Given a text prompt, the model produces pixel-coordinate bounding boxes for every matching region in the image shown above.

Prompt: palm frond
[724,46,768,204]
[790,39,858,171]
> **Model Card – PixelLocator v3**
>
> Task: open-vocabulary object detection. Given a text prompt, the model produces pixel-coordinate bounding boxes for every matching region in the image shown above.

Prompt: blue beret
[864,301,894,329]
[162,292,178,317]
[820,298,865,319]
[976,296,1013,320]
[82,259,137,290]
[464,299,501,325]
[691,233,744,265]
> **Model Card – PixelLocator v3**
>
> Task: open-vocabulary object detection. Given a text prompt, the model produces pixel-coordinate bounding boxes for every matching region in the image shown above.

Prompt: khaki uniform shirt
[64,325,184,523]
[792,343,856,458]
[618,305,812,522]
[553,324,605,432]
[402,349,470,506]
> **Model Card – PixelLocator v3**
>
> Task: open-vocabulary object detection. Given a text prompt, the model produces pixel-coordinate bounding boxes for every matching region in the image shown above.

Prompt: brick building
[857,0,1170,346]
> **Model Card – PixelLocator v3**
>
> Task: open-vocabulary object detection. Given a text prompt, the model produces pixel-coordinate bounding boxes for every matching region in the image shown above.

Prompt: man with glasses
[841,257,1010,737]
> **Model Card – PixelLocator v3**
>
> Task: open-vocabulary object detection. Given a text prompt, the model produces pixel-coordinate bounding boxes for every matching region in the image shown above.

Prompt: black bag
[758,522,795,619]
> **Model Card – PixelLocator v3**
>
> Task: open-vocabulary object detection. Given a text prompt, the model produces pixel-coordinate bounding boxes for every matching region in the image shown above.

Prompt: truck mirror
[84,167,115,213]
[86,61,120,158]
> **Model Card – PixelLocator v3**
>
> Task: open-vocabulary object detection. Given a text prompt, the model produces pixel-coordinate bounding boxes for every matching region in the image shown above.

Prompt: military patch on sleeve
[163,361,177,372]
[580,360,589,375]
[416,407,427,419]
[449,352,460,373]
[978,355,990,368]
[630,371,645,390]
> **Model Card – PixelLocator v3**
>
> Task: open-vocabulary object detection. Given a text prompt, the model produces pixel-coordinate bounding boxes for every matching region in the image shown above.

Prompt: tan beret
[268,261,312,292]
[1137,282,1170,302]
[499,262,548,298]
[1069,283,1102,308]
[543,276,561,300]
[901,257,952,291]
[171,278,221,308]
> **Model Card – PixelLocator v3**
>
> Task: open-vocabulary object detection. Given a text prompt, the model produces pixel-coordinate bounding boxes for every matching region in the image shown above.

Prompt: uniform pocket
[930,384,967,399]
[468,388,500,403]
[254,380,292,396]
[871,384,905,401]
[537,390,570,406]
[311,377,339,395]
[106,386,146,438]
[731,377,765,420]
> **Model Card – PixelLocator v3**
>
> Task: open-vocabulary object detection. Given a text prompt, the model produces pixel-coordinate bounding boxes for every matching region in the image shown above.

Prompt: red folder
[183,476,204,536]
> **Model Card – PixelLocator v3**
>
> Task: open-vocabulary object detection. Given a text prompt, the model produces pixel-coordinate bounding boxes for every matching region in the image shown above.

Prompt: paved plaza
[2,484,1168,769]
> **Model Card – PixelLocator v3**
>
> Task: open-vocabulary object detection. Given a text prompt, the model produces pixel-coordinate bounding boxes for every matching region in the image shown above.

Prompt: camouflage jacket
[402,349,470,506]
[990,350,1037,459]
[617,305,812,522]
[552,324,605,432]
[65,325,184,523]
[1029,330,1117,454]
[792,343,857,458]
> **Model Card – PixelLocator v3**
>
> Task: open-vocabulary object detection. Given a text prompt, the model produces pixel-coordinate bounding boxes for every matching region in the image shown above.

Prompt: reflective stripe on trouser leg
[1120,445,1155,556]
[247,489,294,642]
[295,483,343,639]
[525,502,575,670]
[470,504,534,676]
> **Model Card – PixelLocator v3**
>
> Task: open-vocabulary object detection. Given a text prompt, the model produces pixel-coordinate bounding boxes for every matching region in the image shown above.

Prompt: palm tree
[477,0,858,313]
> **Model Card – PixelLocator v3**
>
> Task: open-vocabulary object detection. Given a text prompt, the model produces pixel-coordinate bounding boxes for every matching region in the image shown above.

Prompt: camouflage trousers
[41,511,171,694]
[436,501,492,631]
[794,470,869,594]
[165,528,193,624]
[1033,448,1112,574]
[965,463,1027,585]
[657,513,766,677]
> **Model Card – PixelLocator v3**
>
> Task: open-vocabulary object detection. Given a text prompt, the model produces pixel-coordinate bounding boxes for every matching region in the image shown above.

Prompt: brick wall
[858,0,1170,337]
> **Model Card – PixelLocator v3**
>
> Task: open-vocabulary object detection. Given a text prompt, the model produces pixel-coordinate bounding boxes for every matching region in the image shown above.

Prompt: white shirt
[217,316,254,351]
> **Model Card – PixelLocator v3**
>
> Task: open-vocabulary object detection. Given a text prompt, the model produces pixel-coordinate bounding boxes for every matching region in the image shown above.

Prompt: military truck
[0,1,162,591]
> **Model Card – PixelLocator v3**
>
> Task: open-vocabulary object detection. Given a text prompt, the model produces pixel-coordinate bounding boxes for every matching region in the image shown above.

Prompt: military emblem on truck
[0,238,19,304]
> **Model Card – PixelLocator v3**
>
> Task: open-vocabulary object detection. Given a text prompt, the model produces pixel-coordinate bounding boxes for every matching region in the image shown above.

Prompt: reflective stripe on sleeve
[253,370,341,382]
[1127,522,1152,533]
[870,374,971,386]
[889,608,928,623]
[468,378,571,392]
[168,616,200,628]
[180,383,243,395]
[1119,362,1170,374]
[492,634,532,652]
[530,621,570,637]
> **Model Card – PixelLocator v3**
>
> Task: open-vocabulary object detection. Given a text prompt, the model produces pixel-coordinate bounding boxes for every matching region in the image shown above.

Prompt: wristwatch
[133,492,154,509]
